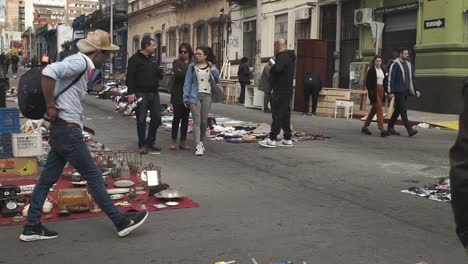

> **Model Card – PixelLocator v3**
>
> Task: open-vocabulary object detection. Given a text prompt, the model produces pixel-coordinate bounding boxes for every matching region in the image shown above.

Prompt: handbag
[209,71,226,103]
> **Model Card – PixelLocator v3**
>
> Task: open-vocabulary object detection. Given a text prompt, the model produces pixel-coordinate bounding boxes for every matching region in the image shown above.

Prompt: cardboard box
[0,157,38,181]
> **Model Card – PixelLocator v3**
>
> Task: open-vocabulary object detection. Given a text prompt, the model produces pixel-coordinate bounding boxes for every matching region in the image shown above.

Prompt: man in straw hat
[20,30,148,242]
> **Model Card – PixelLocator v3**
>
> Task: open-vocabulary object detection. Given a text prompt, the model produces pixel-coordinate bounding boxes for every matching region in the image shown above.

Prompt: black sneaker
[116,210,148,237]
[388,128,401,136]
[380,130,390,137]
[19,224,59,242]
[361,127,372,135]
[408,129,418,137]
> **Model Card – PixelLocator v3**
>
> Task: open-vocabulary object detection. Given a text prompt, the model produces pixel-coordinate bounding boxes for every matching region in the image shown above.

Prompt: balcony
[83,2,127,29]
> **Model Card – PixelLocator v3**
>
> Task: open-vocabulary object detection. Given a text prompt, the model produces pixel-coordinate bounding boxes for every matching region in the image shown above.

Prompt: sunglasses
[179,51,188,54]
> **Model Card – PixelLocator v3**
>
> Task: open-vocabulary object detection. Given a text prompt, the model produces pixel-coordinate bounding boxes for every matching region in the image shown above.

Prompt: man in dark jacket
[126,36,163,154]
[10,53,19,76]
[303,71,322,116]
[259,39,295,148]
[386,47,421,137]
[237,57,251,104]
[450,77,468,253]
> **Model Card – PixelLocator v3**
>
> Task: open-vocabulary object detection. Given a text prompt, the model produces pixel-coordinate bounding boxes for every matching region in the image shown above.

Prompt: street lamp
[110,0,114,75]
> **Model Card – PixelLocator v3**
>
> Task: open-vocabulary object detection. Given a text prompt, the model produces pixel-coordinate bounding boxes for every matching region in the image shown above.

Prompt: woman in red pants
[362,55,389,137]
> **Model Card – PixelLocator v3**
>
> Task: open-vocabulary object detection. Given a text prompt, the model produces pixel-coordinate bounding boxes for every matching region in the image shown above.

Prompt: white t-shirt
[376,68,384,85]
[195,65,211,94]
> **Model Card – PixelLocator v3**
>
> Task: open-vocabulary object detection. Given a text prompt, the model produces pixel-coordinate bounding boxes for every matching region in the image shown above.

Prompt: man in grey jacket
[20,30,148,242]
[258,60,272,113]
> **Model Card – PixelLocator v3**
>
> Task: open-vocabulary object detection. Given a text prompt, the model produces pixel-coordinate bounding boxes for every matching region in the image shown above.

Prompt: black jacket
[270,50,295,94]
[303,71,322,94]
[170,59,189,105]
[450,77,468,248]
[237,62,251,84]
[126,51,163,94]
[365,67,388,103]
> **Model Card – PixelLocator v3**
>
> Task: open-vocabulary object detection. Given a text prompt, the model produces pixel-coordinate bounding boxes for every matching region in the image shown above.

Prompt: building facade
[127,0,229,68]
[33,0,66,27]
[359,0,468,114]
[65,0,98,24]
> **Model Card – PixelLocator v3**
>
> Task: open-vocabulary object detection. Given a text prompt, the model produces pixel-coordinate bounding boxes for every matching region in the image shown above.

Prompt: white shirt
[376,67,384,85]
[195,65,211,94]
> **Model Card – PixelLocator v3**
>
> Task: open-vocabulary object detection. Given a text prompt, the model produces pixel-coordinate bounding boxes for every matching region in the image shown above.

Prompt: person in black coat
[169,43,193,151]
[303,71,322,116]
[450,77,468,252]
[237,57,251,104]
[362,55,389,137]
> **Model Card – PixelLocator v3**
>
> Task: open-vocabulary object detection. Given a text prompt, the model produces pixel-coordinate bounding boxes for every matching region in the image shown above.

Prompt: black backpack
[18,64,86,120]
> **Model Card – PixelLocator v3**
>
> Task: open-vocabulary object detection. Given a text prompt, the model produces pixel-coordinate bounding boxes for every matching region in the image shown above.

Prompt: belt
[50,118,80,129]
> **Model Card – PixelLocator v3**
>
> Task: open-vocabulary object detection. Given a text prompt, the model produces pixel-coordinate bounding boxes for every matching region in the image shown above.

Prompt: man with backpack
[19,30,148,242]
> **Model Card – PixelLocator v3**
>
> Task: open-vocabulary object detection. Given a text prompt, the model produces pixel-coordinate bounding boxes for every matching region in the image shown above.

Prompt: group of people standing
[126,36,219,156]
[0,52,20,76]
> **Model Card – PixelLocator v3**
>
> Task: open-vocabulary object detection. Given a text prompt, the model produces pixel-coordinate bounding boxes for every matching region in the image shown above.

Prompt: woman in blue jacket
[183,46,220,156]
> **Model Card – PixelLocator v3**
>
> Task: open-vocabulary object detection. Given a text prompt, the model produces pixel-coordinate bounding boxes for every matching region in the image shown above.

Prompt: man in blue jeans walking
[20,30,148,242]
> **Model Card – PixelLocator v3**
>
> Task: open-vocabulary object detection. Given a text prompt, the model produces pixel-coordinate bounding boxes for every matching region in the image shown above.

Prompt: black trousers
[388,93,411,130]
[12,64,18,74]
[171,103,190,140]
[450,86,468,247]
[304,89,319,114]
[239,83,247,104]
[269,93,292,141]
[135,92,161,147]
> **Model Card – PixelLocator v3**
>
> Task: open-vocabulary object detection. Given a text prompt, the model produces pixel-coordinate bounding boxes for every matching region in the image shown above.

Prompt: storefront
[360,0,468,114]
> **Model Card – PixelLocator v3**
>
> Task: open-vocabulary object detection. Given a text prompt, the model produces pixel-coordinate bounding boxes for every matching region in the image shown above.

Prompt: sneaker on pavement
[408,129,418,137]
[259,139,277,148]
[20,224,59,242]
[117,210,149,237]
[302,113,307,116]
[281,139,294,147]
[195,143,204,156]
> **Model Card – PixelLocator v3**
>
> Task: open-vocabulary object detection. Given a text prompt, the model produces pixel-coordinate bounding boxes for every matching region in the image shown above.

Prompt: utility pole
[332,0,342,88]
[110,0,114,75]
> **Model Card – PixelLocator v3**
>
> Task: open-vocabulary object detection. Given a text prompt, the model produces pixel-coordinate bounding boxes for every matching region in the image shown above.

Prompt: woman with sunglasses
[183,46,219,156]
[169,43,194,150]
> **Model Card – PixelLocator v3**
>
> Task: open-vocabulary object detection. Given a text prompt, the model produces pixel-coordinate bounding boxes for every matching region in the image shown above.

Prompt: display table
[245,85,264,110]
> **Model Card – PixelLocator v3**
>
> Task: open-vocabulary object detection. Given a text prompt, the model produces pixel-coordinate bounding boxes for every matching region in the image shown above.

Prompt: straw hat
[77,29,120,53]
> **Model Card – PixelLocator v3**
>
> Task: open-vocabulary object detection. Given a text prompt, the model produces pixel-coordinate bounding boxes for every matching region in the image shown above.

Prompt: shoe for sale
[117,210,149,237]
[361,127,372,135]
[408,129,418,137]
[280,139,294,147]
[388,128,401,136]
[195,143,204,156]
[20,224,59,242]
[258,139,277,148]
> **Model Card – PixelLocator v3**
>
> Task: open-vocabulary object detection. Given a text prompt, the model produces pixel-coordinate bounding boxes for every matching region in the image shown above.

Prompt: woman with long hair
[170,43,194,150]
[183,46,219,156]
[362,55,389,137]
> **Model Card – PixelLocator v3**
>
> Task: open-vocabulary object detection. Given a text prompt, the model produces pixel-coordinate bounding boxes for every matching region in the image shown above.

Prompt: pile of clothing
[401,177,451,202]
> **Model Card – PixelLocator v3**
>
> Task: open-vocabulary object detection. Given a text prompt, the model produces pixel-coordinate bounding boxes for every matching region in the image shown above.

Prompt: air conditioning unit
[295,8,310,20]
[354,8,373,26]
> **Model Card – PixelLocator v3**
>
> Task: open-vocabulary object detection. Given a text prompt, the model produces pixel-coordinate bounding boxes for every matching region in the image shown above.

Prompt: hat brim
[77,39,120,53]
[101,43,120,51]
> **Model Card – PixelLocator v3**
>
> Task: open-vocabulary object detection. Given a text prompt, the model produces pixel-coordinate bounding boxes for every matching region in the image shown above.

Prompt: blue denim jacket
[183,61,220,105]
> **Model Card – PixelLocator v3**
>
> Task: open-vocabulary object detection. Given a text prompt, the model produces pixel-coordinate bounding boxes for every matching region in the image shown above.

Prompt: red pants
[364,85,384,130]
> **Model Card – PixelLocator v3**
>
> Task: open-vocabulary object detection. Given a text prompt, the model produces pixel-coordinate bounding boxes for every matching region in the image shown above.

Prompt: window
[243,21,256,64]
[211,23,219,60]
[167,30,176,57]
[295,20,310,48]
[180,26,190,44]
[274,14,288,41]
[195,24,208,47]
[133,37,139,54]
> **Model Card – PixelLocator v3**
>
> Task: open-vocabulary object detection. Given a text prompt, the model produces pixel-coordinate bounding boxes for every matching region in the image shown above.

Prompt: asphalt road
[1,75,465,263]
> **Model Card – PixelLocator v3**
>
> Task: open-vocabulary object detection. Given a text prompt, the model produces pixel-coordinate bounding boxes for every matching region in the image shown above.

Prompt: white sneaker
[280,139,294,147]
[195,143,204,156]
[258,139,277,148]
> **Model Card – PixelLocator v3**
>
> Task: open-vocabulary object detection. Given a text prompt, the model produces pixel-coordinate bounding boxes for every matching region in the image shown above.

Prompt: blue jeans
[27,127,124,226]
